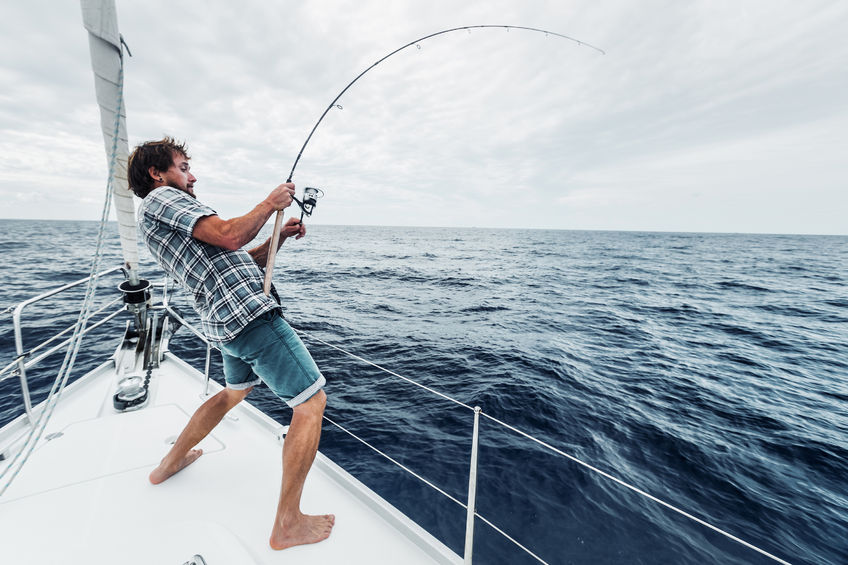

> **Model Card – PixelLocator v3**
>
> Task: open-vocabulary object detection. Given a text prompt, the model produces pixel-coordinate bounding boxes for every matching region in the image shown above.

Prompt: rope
[0,52,126,497]
[297,330,793,565]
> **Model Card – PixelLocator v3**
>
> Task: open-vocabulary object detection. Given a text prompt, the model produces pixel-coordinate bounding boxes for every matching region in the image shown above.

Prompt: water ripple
[1,222,846,565]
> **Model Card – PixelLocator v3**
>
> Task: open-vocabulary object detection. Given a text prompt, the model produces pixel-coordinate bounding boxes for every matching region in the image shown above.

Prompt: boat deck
[0,352,461,564]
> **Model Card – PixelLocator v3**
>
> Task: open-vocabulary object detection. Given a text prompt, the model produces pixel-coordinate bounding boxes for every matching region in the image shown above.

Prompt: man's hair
[127,137,190,199]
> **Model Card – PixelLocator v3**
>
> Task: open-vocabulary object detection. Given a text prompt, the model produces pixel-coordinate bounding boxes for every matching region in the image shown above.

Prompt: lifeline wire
[266,25,602,295]
[479,411,794,565]
[322,414,467,509]
[285,24,605,183]
[0,49,126,497]
[320,413,551,565]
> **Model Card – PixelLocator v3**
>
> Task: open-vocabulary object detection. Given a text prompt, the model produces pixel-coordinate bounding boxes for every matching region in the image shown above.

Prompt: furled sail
[80,0,139,276]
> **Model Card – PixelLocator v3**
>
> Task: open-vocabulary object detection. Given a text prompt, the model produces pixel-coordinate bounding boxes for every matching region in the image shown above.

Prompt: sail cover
[80,0,139,273]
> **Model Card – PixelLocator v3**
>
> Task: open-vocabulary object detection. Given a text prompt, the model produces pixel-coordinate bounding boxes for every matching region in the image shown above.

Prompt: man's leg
[269,389,335,550]
[149,386,252,484]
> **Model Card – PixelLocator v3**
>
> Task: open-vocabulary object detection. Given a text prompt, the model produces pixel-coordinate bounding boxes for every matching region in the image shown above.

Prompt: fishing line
[266,25,603,287]
[285,24,605,185]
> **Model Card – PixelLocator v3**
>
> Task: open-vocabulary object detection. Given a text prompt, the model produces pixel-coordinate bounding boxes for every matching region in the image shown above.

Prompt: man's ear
[148,166,162,183]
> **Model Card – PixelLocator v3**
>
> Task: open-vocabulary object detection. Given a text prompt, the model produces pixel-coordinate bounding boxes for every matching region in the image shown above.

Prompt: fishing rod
[288,24,603,184]
[263,24,605,295]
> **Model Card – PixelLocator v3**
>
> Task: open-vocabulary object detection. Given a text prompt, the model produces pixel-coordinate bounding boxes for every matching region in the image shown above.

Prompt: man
[128,137,334,550]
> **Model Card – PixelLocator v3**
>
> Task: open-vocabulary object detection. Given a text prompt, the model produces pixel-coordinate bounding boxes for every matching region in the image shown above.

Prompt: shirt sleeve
[144,187,217,237]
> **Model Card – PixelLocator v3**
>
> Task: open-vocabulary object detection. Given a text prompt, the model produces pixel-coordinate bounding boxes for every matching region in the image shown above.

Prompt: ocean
[1,219,846,564]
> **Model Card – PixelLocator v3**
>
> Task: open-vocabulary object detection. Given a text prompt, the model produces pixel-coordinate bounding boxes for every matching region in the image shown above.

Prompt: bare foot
[269,513,335,550]
[148,449,203,484]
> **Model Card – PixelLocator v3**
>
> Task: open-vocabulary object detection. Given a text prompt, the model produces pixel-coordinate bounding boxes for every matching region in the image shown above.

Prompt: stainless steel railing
[161,302,217,393]
[160,277,218,393]
[0,267,126,423]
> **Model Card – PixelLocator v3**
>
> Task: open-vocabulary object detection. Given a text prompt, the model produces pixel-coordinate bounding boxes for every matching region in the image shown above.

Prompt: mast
[80,0,139,283]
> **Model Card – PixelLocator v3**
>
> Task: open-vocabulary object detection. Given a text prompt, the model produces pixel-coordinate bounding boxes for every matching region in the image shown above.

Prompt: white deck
[0,352,461,565]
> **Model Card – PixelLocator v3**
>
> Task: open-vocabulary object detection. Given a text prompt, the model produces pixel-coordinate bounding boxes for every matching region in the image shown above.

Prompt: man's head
[127,137,196,198]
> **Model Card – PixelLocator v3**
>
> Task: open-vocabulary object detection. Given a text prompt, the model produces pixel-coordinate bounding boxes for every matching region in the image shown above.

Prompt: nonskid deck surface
[0,354,460,565]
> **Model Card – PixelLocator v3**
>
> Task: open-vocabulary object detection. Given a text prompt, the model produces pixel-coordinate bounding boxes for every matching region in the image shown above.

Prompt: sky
[1,0,846,234]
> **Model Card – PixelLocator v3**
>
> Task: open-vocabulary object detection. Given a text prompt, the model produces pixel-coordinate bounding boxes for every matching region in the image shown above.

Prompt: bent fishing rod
[263,24,604,295]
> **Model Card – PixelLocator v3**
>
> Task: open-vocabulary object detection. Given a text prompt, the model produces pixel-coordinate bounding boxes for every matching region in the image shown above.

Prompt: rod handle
[263,210,284,296]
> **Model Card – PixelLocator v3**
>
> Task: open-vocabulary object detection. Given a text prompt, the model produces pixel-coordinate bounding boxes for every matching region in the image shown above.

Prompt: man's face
[162,153,197,197]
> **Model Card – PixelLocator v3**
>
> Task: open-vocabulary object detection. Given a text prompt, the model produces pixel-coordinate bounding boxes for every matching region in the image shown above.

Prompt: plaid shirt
[140,187,278,343]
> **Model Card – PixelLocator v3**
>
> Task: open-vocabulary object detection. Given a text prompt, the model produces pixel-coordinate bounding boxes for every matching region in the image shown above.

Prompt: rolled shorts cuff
[227,377,261,391]
[287,374,326,408]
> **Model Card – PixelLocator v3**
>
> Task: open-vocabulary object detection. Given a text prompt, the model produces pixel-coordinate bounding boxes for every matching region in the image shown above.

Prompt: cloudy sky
[1,0,846,234]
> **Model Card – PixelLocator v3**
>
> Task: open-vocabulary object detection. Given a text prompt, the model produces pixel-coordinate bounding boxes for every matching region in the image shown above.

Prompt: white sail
[81,0,139,276]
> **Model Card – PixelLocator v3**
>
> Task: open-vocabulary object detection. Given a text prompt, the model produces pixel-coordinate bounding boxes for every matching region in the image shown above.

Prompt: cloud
[1,0,846,234]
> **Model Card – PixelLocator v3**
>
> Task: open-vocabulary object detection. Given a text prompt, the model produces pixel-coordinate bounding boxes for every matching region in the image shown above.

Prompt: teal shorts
[219,311,325,407]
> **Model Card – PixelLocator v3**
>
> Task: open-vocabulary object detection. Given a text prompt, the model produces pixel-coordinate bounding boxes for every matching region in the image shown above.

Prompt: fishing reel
[292,186,324,221]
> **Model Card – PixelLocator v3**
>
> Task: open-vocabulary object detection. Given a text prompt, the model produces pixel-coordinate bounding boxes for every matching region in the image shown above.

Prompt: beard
[173,183,196,199]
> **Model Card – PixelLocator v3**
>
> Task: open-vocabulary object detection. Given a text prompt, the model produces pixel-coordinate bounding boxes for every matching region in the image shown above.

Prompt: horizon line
[0,217,845,238]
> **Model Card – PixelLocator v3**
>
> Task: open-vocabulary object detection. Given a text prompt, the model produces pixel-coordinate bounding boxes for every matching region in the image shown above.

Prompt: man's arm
[192,183,294,251]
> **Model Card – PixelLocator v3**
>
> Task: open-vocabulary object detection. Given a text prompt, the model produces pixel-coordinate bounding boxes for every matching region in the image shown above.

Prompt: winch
[113,373,149,411]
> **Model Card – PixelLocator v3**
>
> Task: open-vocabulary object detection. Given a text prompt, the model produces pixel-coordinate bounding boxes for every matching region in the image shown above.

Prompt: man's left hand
[282,217,306,240]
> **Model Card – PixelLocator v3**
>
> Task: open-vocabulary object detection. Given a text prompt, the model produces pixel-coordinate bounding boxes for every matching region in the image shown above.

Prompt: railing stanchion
[6,266,123,424]
[13,305,34,424]
[464,406,482,564]
[203,342,212,395]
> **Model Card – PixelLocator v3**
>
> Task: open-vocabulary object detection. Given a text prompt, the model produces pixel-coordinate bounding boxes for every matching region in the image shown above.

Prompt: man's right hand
[267,183,296,211]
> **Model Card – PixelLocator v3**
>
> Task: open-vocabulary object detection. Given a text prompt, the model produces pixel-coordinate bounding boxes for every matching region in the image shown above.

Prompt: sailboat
[0,2,800,564]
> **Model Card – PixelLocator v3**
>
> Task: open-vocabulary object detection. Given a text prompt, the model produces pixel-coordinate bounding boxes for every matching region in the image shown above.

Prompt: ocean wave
[715,279,773,293]
[2,224,846,565]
